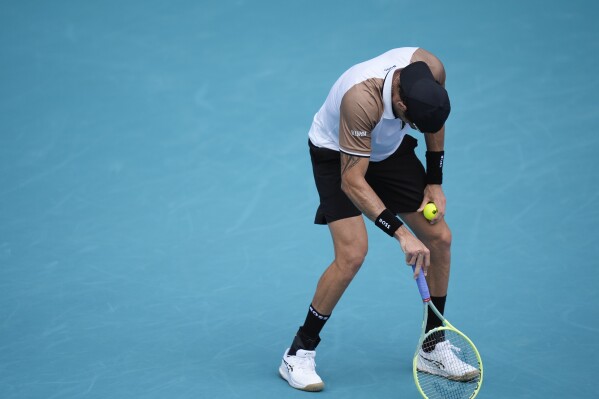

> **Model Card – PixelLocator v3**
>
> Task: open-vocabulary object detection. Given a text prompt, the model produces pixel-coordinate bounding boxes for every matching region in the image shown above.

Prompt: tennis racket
[411,266,483,399]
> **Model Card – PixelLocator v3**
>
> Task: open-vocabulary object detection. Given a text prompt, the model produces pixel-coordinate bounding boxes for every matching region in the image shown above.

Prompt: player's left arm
[413,48,448,223]
[420,127,447,223]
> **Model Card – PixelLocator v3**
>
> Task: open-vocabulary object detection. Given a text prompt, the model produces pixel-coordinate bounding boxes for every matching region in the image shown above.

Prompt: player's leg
[289,215,368,355]
[400,212,451,336]
[397,212,451,297]
[280,139,367,392]
[311,215,368,315]
[400,211,455,369]
[279,215,368,392]
[402,213,477,380]
[366,135,450,352]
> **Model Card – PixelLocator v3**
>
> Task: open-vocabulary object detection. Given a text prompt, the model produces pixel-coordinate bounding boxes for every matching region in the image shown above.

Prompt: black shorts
[309,135,426,225]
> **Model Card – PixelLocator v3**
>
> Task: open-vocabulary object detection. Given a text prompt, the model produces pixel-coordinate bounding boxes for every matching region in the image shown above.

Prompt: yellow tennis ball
[423,202,437,221]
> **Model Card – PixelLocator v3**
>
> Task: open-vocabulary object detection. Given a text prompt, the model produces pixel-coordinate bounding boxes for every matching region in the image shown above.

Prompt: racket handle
[411,265,431,302]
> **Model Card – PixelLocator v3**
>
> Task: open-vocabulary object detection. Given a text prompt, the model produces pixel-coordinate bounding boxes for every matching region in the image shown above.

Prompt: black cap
[400,61,451,133]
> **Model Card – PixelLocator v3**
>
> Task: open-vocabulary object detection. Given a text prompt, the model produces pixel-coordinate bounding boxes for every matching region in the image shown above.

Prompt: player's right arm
[339,148,430,275]
[338,85,430,274]
[338,83,431,274]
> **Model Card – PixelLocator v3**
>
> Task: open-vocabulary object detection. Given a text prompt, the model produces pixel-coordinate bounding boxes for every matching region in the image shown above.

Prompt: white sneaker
[279,349,324,391]
[417,340,480,381]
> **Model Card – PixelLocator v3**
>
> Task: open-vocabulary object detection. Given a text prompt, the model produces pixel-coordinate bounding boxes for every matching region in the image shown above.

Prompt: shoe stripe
[420,355,445,370]
[283,358,293,372]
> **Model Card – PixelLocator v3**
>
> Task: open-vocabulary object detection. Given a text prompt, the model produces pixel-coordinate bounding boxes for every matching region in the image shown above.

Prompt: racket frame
[411,268,484,399]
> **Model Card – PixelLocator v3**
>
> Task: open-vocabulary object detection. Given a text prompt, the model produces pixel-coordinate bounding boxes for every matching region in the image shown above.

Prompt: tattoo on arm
[340,152,361,176]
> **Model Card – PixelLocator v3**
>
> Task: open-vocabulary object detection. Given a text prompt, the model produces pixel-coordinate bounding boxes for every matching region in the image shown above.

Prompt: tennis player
[279,47,472,391]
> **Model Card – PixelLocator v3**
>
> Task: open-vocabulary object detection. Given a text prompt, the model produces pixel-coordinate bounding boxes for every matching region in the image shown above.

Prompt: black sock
[302,304,330,339]
[288,304,330,355]
[423,295,447,352]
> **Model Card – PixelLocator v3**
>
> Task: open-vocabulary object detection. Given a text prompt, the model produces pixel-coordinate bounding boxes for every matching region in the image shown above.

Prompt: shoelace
[438,342,476,371]
[447,343,461,354]
[436,341,461,354]
[295,353,316,370]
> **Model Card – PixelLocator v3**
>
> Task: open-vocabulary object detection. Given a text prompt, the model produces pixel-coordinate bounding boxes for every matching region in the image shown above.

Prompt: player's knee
[335,245,367,277]
[430,225,452,251]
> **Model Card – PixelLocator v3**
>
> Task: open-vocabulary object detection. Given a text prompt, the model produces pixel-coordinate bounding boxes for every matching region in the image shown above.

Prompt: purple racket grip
[411,265,431,302]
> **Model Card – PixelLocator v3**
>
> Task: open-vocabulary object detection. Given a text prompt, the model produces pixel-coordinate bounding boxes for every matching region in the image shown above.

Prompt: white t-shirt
[308,47,418,162]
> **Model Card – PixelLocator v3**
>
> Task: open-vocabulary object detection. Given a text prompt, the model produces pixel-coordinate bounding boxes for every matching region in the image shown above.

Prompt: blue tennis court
[1,1,598,398]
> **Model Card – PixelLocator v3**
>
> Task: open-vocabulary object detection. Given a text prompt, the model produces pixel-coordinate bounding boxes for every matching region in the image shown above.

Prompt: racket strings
[422,330,445,352]
[416,330,481,399]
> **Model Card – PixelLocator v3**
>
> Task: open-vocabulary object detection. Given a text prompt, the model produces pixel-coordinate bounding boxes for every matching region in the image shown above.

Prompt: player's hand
[394,225,430,278]
[417,184,446,224]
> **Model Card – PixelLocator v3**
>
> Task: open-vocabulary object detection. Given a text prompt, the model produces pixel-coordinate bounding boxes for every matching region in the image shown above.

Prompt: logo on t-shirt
[350,130,368,137]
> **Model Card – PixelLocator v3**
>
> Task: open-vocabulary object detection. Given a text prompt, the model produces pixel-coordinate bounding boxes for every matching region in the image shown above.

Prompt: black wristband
[426,151,444,185]
[375,209,403,237]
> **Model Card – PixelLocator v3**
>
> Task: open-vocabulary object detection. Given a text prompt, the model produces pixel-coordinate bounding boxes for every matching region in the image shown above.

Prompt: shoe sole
[417,366,480,382]
[278,366,325,392]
